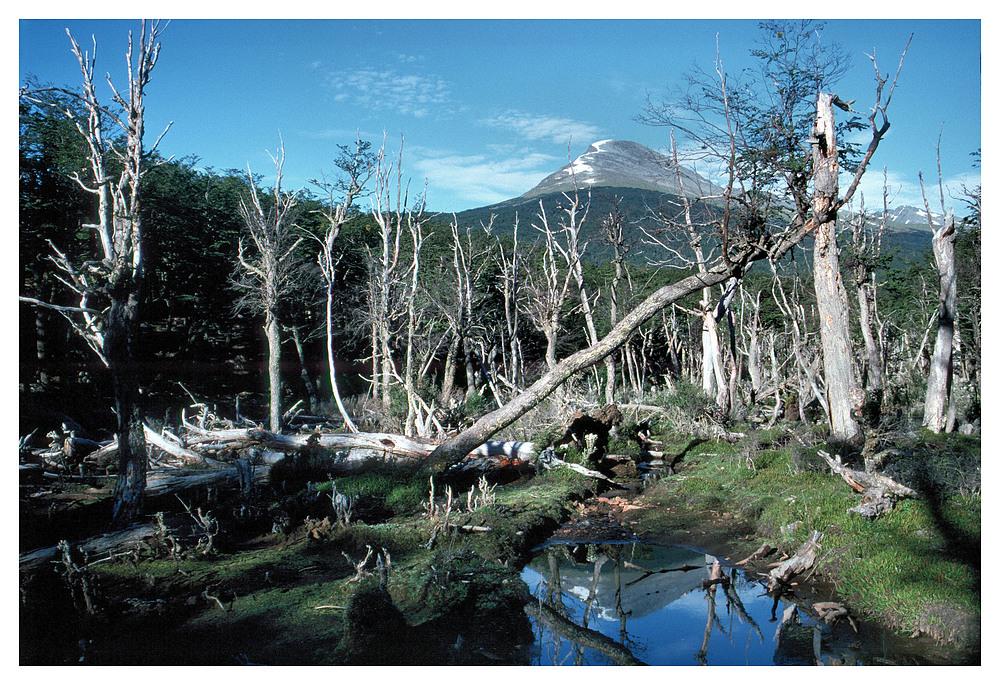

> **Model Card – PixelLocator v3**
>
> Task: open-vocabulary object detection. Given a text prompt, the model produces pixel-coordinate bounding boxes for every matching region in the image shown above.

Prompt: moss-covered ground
[19,419,981,665]
[19,463,595,665]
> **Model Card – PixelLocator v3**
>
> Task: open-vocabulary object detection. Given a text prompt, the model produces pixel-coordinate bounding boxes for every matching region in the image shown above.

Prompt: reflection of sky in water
[521,544,832,666]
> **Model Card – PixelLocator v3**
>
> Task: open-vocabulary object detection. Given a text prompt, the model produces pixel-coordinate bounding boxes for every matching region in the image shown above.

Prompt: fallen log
[82,424,228,468]
[817,450,918,519]
[182,427,535,466]
[19,514,203,574]
[145,467,244,497]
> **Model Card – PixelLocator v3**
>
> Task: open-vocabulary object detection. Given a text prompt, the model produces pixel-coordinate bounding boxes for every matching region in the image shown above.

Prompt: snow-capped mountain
[875,205,944,230]
[520,139,722,199]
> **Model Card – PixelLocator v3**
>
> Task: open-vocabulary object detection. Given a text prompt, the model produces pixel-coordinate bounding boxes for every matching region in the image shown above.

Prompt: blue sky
[19,14,981,214]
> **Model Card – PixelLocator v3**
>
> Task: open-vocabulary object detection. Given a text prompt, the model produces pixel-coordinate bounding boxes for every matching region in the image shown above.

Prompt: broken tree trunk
[812,93,861,442]
[923,210,958,433]
[817,450,919,518]
[768,530,823,595]
[82,424,228,468]
[552,403,623,457]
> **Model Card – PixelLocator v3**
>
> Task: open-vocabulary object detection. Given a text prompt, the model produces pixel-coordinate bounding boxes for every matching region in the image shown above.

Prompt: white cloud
[483,109,602,146]
[327,68,452,118]
[408,146,560,211]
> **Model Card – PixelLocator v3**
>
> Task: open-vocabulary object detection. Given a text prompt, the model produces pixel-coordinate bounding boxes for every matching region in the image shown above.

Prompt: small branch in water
[623,561,701,589]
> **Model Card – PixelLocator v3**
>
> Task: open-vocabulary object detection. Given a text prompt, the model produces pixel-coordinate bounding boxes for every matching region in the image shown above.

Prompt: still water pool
[520,541,925,666]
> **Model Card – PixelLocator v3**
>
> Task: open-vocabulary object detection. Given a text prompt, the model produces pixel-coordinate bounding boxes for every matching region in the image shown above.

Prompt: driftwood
[767,530,823,594]
[701,558,730,590]
[817,450,919,519]
[524,599,646,666]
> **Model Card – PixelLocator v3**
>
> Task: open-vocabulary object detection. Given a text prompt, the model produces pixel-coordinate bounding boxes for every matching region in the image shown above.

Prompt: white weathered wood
[812,93,861,442]
[768,530,823,594]
[923,211,957,433]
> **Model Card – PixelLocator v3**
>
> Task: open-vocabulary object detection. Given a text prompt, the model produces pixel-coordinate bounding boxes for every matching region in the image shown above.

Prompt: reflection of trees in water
[532,542,708,665]
[528,543,909,666]
[532,544,644,665]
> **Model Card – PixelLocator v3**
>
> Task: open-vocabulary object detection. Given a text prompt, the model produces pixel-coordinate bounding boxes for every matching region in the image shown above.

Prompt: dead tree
[428,41,908,472]
[233,139,302,433]
[921,189,958,433]
[493,214,524,390]
[522,200,575,372]
[309,137,376,433]
[770,264,831,424]
[849,184,890,412]
[19,22,169,524]
[598,196,633,404]
[557,152,611,400]
[811,93,862,442]
[364,136,426,412]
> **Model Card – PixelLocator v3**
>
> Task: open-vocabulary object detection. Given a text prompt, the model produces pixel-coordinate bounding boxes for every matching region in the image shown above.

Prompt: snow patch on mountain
[521,139,721,199]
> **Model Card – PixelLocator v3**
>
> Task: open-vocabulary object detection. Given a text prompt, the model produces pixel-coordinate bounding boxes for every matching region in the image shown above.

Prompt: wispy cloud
[327,68,452,118]
[409,146,560,211]
[483,109,603,146]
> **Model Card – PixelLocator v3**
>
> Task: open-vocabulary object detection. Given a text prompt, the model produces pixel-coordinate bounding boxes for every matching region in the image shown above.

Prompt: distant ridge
[449,139,935,265]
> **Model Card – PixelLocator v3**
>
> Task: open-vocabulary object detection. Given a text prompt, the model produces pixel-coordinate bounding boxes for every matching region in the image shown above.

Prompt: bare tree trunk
[857,277,885,395]
[326,281,358,433]
[741,285,764,405]
[290,324,320,412]
[18,22,171,526]
[923,211,957,433]
[310,137,373,433]
[107,289,146,524]
[496,214,522,389]
[439,331,459,404]
[401,205,427,436]
[235,141,302,434]
[523,201,574,376]
[265,312,282,432]
[812,93,860,441]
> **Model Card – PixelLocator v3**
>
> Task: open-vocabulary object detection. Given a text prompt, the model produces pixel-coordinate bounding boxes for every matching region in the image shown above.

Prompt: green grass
[638,430,981,639]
